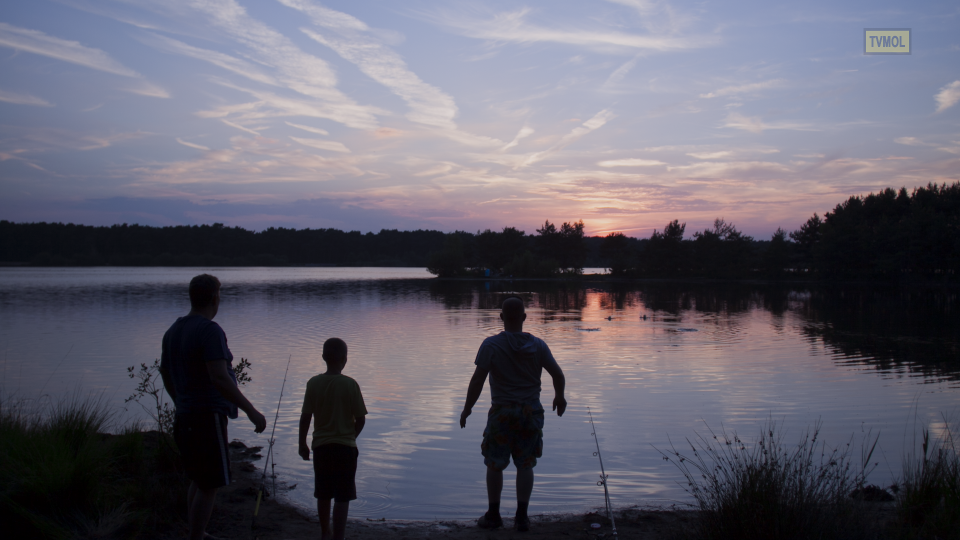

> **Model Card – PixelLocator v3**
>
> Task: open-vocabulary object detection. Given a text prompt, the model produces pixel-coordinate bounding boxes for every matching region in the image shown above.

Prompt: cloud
[421,7,714,53]
[123,80,171,98]
[0,22,140,77]
[290,136,351,153]
[935,80,960,113]
[285,121,329,136]
[139,32,279,86]
[687,151,732,159]
[722,112,817,133]
[0,89,53,107]
[894,137,933,147]
[176,138,210,151]
[700,79,785,99]
[160,0,381,130]
[602,54,641,89]
[502,126,535,151]
[598,158,666,167]
[517,109,616,168]
[285,0,501,147]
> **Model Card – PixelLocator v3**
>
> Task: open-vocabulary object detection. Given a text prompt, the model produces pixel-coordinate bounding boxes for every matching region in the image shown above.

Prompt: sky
[0,0,958,238]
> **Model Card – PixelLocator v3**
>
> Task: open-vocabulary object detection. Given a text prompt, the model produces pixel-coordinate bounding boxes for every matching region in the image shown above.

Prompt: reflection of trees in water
[795,287,960,384]
[426,280,958,384]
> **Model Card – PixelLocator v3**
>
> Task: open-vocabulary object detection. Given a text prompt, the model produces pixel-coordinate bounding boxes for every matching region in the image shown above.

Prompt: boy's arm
[298,412,312,460]
[460,365,489,428]
[354,415,366,438]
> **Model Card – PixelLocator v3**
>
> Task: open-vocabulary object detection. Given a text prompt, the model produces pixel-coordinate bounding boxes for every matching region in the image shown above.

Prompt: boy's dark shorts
[481,402,544,471]
[313,443,359,502]
[173,411,231,489]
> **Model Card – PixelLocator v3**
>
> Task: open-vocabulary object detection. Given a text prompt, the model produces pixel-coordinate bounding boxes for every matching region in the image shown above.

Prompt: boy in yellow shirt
[299,338,368,540]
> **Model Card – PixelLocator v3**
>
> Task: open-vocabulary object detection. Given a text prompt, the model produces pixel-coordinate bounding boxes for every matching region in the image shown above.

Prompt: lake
[0,267,957,520]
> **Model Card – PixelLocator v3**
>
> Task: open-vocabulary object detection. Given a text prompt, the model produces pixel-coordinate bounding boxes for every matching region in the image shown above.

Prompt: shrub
[894,415,960,539]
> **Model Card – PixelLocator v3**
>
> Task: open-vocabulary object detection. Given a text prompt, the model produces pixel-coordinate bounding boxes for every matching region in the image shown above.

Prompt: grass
[0,393,188,539]
[659,418,881,540]
[892,414,960,540]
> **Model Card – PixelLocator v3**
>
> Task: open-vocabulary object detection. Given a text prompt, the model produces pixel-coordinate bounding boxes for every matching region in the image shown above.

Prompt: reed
[659,419,879,540]
[0,393,186,539]
[893,414,960,539]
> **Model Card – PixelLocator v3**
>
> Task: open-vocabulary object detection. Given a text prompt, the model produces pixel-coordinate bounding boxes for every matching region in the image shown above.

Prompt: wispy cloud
[123,80,170,99]
[894,137,933,147]
[285,122,329,136]
[139,32,279,86]
[0,89,53,107]
[598,158,666,167]
[176,138,210,151]
[935,80,960,113]
[421,7,714,53]
[0,22,140,77]
[517,109,616,168]
[502,126,535,151]
[722,112,817,133]
[284,0,501,147]
[290,136,351,153]
[700,79,785,99]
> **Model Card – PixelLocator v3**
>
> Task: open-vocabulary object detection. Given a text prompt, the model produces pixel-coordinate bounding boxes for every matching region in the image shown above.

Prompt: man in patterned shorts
[460,295,567,532]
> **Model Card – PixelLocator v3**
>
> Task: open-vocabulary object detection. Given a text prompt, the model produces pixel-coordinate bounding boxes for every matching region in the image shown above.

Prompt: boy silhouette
[299,338,368,540]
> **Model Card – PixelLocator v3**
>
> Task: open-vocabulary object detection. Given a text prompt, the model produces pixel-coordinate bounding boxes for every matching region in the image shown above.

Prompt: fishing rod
[588,407,618,539]
[252,354,292,529]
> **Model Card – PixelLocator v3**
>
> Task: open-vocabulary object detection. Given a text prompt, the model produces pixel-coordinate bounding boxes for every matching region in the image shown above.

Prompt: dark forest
[1,182,957,281]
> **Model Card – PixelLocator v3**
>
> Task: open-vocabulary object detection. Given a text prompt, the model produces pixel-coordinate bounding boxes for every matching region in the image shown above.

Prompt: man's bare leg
[332,501,350,540]
[516,467,534,515]
[187,484,217,540]
[486,465,504,516]
[318,498,332,540]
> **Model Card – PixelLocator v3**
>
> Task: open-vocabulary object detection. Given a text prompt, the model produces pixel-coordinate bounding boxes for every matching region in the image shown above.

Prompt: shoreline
[200,439,700,540]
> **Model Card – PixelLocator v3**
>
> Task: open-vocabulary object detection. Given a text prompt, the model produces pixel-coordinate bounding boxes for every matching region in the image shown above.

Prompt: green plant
[894,414,960,539]
[126,357,252,434]
[658,419,879,540]
[126,359,174,435]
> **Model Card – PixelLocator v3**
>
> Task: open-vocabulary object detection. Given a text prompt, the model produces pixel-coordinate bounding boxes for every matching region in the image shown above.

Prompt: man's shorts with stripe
[481,401,544,471]
[174,411,231,489]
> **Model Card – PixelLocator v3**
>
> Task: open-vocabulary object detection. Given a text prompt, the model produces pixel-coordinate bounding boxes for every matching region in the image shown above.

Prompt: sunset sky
[1,0,958,238]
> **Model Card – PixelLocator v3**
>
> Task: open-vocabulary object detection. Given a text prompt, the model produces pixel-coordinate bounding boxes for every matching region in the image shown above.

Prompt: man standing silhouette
[161,274,267,540]
[460,295,567,532]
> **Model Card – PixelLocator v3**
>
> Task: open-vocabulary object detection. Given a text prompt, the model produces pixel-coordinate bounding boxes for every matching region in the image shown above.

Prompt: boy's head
[322,337,348,365]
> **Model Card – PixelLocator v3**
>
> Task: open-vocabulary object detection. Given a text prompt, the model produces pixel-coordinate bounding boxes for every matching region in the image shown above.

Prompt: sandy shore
[168,440,696,540]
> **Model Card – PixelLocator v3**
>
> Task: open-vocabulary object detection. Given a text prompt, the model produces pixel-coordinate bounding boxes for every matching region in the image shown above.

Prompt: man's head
[500,295,526,330]
[322,337,348,366]
[189,274,221,313]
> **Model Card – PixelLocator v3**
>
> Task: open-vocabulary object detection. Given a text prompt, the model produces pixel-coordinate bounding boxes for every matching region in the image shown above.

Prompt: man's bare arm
[298,412,312,460]
[543,362,567,416]
[460,365,489,428]
[206,359,267,432]
[355,416,366,437]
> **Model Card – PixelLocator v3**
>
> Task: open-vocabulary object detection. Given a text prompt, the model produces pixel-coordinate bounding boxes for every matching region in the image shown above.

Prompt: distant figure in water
[160,274,267,540]
[460,295,567,532]
[299,338,368,540]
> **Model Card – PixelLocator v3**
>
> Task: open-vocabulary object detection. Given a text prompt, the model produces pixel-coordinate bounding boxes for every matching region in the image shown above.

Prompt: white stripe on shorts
[213,414,230,485]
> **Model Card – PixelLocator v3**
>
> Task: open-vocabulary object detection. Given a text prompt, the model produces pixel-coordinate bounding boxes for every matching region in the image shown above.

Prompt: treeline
[1,182,956,280]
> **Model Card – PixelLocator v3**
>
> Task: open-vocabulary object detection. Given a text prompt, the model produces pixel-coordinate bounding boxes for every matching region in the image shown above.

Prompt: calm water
[1,267,957,519]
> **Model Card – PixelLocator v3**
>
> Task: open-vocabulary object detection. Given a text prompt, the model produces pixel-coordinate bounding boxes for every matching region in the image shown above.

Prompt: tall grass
[659,419,879,540]
[894,414,960,539]
[0,393,187,539]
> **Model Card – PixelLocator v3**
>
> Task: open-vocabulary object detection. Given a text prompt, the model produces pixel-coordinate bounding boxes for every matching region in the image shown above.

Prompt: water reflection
[1,268,957,520]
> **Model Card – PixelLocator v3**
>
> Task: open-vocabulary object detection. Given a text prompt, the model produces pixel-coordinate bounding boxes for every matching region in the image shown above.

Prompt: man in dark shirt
[161,274,266,540]
[460,295,567,532]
